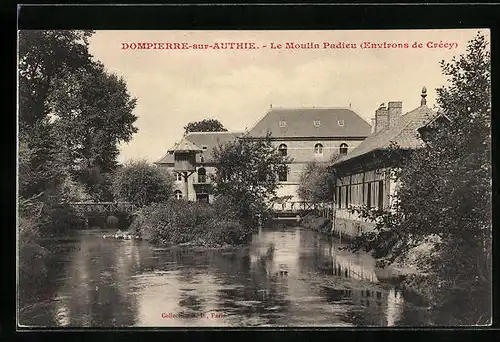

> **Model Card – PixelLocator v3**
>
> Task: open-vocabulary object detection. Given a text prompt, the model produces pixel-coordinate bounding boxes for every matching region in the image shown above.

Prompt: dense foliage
[183,118,227,135]
[19,30,138,204]
[131,198,251,247]
[347,33,491,325]
[211,134,291,227]
[297,155,340,203]
[112,160,174,207]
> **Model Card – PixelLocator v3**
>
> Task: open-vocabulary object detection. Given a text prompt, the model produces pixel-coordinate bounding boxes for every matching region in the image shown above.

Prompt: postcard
[17,28,492,328]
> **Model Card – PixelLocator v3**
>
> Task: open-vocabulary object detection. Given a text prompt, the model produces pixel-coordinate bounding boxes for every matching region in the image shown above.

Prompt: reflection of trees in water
[19,240,76,326]
[53,237,141,327]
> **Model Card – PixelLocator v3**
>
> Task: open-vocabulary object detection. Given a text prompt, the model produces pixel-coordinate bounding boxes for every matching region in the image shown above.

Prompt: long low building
[330,87,444,238]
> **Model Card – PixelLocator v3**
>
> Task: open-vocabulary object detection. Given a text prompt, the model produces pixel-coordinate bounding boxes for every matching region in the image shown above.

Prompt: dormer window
[313,120,321,127]
[338,120,345,127]
[279,121,286,128]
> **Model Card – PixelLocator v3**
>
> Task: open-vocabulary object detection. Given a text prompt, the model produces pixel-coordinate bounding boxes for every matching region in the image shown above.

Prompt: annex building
[330,87,444,238]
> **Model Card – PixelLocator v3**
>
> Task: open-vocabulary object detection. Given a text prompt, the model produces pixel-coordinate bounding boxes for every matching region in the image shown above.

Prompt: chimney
[375,104,388,133]
[387,101,403,128]
[370,118,376,134]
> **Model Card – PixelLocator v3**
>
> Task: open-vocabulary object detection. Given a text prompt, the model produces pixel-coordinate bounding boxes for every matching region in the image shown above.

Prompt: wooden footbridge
[270,201,333,219]
[68,202,138,215]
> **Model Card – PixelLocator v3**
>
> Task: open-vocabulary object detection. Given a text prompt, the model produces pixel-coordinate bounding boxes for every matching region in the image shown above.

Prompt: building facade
[243,107,371,201]
[154,132,242,203]
[330,88,441,238]
[155,106,371,203]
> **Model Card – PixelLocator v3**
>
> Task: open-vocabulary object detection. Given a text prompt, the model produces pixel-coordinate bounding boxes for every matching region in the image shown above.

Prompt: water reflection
[19,225,430,327]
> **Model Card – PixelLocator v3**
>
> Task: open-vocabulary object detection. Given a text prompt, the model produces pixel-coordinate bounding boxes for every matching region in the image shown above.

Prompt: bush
[131,198,252,247]
[112,160,174,207]
[39,202,87,236]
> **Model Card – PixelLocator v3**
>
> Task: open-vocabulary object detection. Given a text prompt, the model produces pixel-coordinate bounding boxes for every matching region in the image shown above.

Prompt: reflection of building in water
[386,288,404,326]
[250,229,301,278]
[320,244,378,283]
[54,299,70,327]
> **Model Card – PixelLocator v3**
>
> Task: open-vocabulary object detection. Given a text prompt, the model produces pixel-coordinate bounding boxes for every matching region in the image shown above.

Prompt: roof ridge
[270,106,356,110]
[185,131,243,135]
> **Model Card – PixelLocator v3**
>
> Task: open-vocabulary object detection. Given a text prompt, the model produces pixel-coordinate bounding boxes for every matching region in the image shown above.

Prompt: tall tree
[348,32,491,325]
[184,119,227,135]
[18,30,94,130]
[48,62,138,199]
[212,134,291,226]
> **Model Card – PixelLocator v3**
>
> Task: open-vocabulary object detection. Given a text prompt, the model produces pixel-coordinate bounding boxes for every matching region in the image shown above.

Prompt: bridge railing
[270,201,333,213]
[67,202,138,214]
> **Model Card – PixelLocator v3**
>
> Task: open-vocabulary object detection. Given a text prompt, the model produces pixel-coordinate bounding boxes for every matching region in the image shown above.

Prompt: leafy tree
[347,32,491,325]
[49,62,138,174]
[112,160,174,207]
[48,62,138,199]
[18,30,94,129]
[211,134,291,227]
[297,155,340,203]
[19,30,138,202]
[184,118,227,135]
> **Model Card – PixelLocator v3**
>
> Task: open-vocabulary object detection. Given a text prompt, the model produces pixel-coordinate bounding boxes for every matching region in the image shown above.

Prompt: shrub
[39,202,87,236]
[131,198,251,247]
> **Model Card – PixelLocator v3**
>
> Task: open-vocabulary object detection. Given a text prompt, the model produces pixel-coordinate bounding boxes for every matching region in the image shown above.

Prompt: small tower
[421,86,427,106]
[168,137,203,200]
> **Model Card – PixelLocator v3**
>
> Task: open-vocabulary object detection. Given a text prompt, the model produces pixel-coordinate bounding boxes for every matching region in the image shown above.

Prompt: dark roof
[245,107,371,138]
[333,104,438,166]
[167,137,204,153]
[155,131,242,165]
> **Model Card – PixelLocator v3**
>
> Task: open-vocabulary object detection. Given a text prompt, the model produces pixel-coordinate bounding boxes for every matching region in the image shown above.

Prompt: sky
[88,29,489,163]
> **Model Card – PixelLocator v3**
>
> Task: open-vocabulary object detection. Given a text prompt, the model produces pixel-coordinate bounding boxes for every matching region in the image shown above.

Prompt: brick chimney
[387,101,403,128]
[375,104,388,133]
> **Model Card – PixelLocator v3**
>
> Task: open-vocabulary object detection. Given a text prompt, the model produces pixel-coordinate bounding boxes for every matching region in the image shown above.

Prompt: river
[18,223,433,327]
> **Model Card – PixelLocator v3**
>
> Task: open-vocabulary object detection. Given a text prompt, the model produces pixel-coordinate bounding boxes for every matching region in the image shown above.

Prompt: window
[378,180,384,209]
[313,120,321,127]
[314,143,323,154]
[339,143,348,155]
[175,173,182,182]
[197,167,206,183]
[377,181,384,209]
[174,190,183,200]
[278,169,288,182]
[278,143,287,156]
[338,120,345,127]
[279,120,286,128]
[202,145,208,150]
[200,155,205,163]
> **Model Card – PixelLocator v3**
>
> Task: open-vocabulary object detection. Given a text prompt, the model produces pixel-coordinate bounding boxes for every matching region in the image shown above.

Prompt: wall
[273,138,365,201]
[332,165,398,238]
[159,164,216,202]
